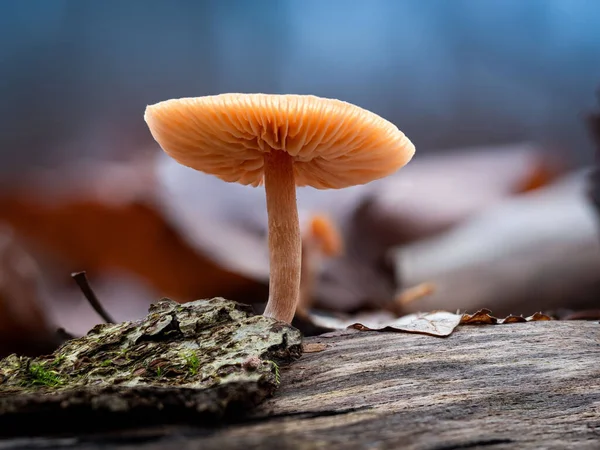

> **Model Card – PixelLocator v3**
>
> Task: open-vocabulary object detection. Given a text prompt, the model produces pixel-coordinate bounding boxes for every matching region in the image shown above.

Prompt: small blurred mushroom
[298,214,343,318]
[144,94,415,323]
[307,214,344,258]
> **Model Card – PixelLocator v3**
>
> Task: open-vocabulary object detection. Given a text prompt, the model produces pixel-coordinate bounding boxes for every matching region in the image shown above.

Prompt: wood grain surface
[2,321,599,449]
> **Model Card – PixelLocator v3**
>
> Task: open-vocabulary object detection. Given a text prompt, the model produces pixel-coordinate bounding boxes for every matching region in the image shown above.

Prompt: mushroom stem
[262,150,302,323]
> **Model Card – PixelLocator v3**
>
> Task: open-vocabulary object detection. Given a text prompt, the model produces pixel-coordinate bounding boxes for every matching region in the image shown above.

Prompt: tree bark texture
[2,321,599,449]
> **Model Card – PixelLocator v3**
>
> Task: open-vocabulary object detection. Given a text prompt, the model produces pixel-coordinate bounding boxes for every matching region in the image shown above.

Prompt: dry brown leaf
[460,308,498,324]
[528,312,554,321]
[460,309,553,325]
[351,311,463,336]
[307,308,553,338]
[0,159,265,305]
[366,144,561,247]
[308,310,463,337]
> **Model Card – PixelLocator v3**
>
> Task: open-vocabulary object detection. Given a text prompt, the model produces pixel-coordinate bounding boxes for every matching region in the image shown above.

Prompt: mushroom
[144,94,415,323]
[298,214,344,319]
[306,214,344,259]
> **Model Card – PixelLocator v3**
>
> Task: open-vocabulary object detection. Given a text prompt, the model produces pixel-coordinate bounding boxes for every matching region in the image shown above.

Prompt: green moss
[25,362,64,387]
[184,352,200,376]
[0,297,303,418]
[267,360,280,385]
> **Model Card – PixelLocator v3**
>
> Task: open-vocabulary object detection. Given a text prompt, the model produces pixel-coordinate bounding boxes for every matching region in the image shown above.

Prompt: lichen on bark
[0,297,302,430]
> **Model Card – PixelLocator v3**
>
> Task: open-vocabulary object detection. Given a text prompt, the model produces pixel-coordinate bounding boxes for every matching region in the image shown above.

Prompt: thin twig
[71,271,115,324]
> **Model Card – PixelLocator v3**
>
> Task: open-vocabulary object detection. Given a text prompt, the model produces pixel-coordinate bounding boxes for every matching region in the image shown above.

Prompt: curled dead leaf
[306,307,554,338]
[502,315,529,324]
[460,309,498,324]
[460,309,553,325]
[528,312,553,321]
[348,311,463,337]
[308,310,463,337]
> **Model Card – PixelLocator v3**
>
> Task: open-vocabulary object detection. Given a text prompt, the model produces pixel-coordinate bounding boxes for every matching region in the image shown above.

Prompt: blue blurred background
[1,0,600,356]
[1,0,599,174]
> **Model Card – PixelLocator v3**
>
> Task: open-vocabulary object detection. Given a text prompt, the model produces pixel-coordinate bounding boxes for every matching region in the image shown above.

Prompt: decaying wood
[0,298,302,436]
[2,321,598,449]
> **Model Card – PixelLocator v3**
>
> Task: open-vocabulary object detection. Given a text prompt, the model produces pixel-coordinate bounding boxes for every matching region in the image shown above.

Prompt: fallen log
[1,320,599,449]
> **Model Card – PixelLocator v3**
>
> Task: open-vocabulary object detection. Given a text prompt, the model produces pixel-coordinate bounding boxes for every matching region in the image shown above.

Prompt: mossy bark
[0,297,302,434]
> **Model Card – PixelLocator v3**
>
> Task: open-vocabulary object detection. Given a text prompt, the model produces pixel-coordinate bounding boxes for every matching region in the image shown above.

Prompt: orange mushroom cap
[307,214,343,257]
[144,94,415,189]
